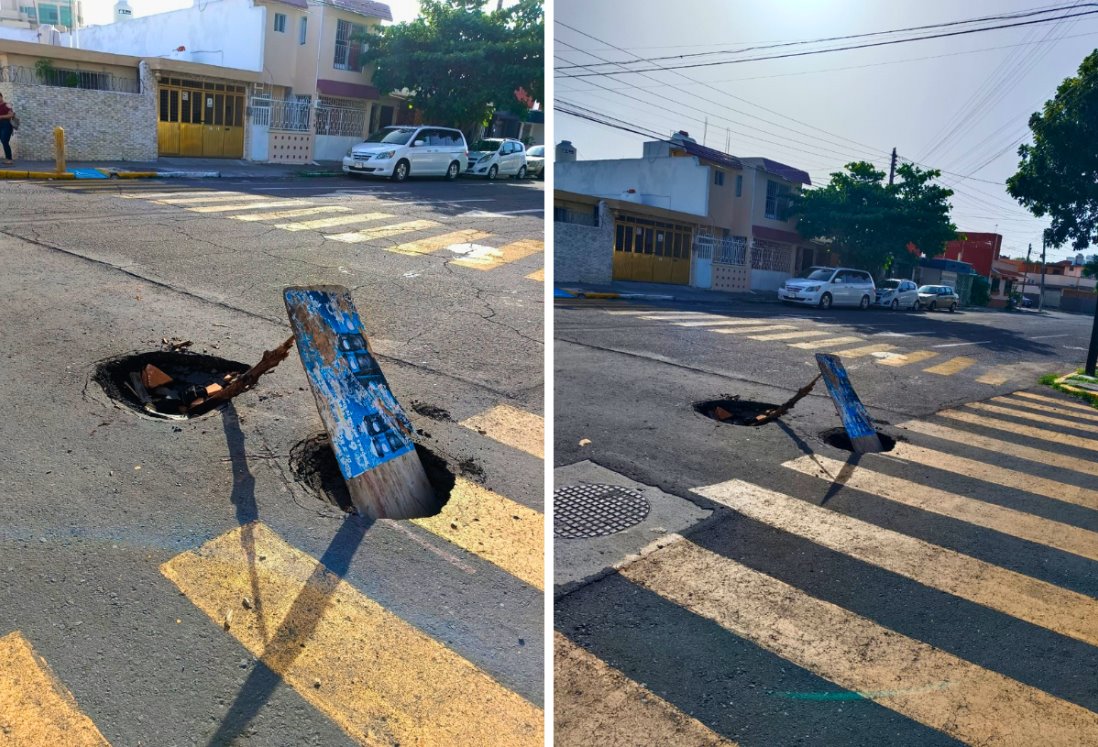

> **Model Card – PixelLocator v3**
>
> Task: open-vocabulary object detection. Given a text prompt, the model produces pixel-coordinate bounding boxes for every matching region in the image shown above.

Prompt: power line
[556,9,1098,78]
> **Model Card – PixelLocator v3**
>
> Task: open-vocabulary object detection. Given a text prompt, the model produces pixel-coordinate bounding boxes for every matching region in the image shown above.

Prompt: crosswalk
[53,184,543,280]
[598,308,1043,386]
[2,402,544,745]
[557,389,1098,745]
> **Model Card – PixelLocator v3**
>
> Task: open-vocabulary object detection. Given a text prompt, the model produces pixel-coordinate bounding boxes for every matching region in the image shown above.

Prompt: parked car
[525,144,546,179]
[343,125,468,182]
[778,266,876,309]
[875,278,920,310]
[916,285,960,312]
[466,138,527,179]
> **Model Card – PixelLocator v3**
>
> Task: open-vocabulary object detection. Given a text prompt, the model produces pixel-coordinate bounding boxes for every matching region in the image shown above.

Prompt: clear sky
[555,0,1098,262]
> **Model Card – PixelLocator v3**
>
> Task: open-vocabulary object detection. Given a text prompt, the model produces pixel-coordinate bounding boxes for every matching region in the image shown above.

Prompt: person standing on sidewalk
[0,93,15,164]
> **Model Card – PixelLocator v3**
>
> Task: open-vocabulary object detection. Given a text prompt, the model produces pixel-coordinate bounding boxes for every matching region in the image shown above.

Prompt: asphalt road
[0,175,544,745]
[554,296,1098,746]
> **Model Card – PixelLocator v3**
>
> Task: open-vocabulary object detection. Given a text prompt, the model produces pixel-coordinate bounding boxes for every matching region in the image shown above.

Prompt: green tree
[791,161,957,276]
[361,0,543,136]
[1082,255,1098,279]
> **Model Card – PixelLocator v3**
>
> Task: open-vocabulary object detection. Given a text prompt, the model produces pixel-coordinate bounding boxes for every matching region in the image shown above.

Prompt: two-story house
[555,131,822,292]
[75,0,405,162]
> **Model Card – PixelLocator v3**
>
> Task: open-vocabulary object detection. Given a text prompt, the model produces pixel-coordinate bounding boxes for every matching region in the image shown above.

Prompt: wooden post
[284,285,435,519]
[815,353,883,454]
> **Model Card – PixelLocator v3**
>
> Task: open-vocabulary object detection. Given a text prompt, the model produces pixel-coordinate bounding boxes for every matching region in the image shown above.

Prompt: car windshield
[879,280,900,289]
[803,269,834,281]
[364,128,416,145]
[917,285,937,293]
[528,145,544,157]
[471,140,503,152]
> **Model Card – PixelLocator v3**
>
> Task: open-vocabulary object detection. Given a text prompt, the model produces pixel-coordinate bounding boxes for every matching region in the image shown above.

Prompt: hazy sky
[82,0,427,26]
[555,0,1098,262]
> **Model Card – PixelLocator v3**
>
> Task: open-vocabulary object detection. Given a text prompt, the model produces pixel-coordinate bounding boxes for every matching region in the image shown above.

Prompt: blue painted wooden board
[815,353,883,454]
[285,285,435,518]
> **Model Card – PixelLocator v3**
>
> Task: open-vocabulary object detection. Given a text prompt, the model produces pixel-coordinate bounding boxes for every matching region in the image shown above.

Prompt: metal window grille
[334,20,366,71]
[249,96,271,126]
[314,97,367,137]
[260,98,312,131]
[751,238,792,271]
[700,234,747,266]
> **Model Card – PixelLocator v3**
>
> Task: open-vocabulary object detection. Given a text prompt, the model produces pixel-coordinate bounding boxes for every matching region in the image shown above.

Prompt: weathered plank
[284,286,435,519]
[815,353,883,454]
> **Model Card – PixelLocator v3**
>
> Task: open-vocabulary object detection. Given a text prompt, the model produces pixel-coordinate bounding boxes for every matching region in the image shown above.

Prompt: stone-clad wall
[2,62,156,162]
[554,201,614,284]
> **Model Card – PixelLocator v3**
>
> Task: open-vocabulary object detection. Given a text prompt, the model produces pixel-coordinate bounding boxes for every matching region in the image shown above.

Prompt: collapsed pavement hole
[819,427,896,453]
[96,352,250,421]
[288,433,455,518]
[694,399,782,426]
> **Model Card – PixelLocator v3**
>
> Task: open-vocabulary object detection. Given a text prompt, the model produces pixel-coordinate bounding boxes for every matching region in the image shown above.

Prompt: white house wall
[555,157,710,217]
[75,1,264,71]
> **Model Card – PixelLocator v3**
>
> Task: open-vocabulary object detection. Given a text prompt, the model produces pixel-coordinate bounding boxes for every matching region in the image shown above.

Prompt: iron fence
[0,65,141,94]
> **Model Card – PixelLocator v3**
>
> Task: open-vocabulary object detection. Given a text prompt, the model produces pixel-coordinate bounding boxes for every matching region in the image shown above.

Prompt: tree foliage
[361,0,543,135]
[1007,50,1098,251]
[791,161,957,275]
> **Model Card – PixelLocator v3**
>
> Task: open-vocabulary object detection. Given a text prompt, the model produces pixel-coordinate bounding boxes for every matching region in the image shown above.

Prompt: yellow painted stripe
[939,409,1098,454]
[387,229,492,256]
[964,401,1095,432]
[884,441,1098,510]
[787,336,865,349]
[233,206,351,222]
[899,419,1098,478]
[1012,390,1098,413]
[877,350,939,367]
[460,405,544,459]
[277,212,394,231]
[975,367,1012,385]
[117,190,211,198]
[830,343,897,358]
[452,239,543,270]
[694,479,1098,647]
[0,631,110,746]
[784,454,1098,562]
[620,539,1098,746]
[411,478,543,590]
[711,324,797,335]
[156,194,271,205]
[555,633,738,747]
[161,523,542,746]
[525,268,544,281]
[640,313,731,321]
[747,330,832,341]
[604,310,659,316]
[994,395,1098,423]
[671,319,763,327]
[923,356,977,376]
[188,200,309,214]
[327,220,441,243]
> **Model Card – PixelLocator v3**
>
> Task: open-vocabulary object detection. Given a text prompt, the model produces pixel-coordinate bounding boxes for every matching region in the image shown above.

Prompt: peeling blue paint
[816,353,878,443]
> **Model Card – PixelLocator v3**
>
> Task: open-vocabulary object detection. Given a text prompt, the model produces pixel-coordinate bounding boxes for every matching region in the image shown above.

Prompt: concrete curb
[0,170,74,179]
[557,288,676,301]
[152,170,221,178]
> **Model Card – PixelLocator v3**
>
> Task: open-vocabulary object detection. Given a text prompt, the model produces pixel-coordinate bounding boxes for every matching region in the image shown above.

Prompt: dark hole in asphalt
[288,433,455,517]
[411,400,452,421]
[694,398,781,426]
[819,427,896,453]
[96,351,250,421]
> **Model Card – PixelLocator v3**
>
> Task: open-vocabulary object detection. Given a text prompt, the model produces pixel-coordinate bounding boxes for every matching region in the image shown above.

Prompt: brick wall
[2,61,156,162]
[555,201,613,284]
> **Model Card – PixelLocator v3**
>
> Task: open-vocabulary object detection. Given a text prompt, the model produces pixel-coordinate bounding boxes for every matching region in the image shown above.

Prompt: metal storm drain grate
[554,484,650,539]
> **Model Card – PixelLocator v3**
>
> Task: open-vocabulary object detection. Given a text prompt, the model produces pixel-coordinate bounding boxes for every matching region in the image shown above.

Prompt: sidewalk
[556,280,782,305]
[0,157,346,179]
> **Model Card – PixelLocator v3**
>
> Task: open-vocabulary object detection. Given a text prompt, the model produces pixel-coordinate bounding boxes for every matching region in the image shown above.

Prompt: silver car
[778,266,876,310]
[916,285,960,312]
[875,278,919,310]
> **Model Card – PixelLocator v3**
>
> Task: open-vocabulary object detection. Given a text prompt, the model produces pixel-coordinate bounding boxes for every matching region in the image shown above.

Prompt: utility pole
[703,117,708,147]
[1021,243,1032,308]
[888,147,897,186]
[1038,234,1047,312]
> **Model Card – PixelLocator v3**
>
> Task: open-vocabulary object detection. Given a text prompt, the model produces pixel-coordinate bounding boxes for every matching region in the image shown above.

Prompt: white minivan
[343,125,469,182]
[778,266,877,309]
[466,138,528,179]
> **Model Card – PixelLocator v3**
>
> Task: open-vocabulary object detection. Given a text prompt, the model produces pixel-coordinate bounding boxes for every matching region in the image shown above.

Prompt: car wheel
[537,168,545,180]
[949,302,957,313]
[860,295,870,310]
[515,165,527,180]
[445,161,460,181]
[391,160,410,182]
[911,300,919,311]
[928,301,937,311]
[487,165,498,180]
[819,293,832,310]
[890,299,899,311]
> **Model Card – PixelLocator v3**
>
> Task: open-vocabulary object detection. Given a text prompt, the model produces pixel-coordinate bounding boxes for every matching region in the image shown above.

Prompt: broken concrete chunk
[141,364,173,390]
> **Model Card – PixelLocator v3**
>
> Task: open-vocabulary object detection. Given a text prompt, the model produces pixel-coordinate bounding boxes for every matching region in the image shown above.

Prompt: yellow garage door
[612,215,692,284]
[158,78,246,158]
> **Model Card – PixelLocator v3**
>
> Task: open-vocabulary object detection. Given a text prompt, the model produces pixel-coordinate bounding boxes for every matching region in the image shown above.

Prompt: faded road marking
[460,405,544,459]
[187,200,309,214]
[327,220,441,243]
[940,409,1098,454]
[993,395,1098,424]
[923,356,977,376]
[711,324,796,335]
[788,336,864,349]
[452,239,543,270]
[830,343,897,358]
[276,212,395,231]
[233,206,351,222]
[964,401,1096,432]
[877,350,939,367]
[387,230,492,256]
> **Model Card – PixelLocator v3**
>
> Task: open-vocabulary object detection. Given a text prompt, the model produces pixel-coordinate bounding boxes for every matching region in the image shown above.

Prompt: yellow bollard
[53,127,65,174]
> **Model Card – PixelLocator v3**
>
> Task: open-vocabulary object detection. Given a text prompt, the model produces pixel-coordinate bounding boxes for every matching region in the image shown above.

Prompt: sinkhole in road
[819,427,896,453]
[95,351,250,421]
[694,398,781,426]
[289,433,455,517]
